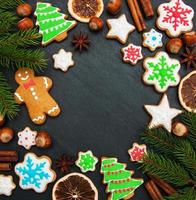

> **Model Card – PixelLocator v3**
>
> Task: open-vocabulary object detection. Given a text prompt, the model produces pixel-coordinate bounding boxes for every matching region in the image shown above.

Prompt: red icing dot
[25,137,28,140]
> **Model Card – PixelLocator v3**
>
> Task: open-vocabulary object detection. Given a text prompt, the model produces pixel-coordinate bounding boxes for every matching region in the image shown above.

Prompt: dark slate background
[1,0,195,199]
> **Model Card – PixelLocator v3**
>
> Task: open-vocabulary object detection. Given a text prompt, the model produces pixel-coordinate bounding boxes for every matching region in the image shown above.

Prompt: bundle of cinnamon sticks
[145,174,176,200]
[0,150,18,171]
[127,0,154,32]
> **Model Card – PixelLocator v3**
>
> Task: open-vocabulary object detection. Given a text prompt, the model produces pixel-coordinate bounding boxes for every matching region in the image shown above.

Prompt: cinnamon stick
[0,150,17,157]
[127,0,143,32]
[145,180,163,200]
[139,0,154,18]
[0,156,18,162]
[133,0,146,30]
[0,163,12,171]
[149,174,176,195]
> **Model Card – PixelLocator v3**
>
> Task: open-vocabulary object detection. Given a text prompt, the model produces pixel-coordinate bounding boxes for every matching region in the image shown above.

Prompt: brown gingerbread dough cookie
[14,68,60,124]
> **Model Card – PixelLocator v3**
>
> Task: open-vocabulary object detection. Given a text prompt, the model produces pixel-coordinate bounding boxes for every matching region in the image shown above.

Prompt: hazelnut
[107,0,122,15]
[172,122,188,137]
[166,38,183,54]
[16,3,32,17]
[17,17,34,30]
[89,17,103,31]
[183,31,196,47]
[0,127,14,143]
[35,131,52,148]
[0,115,5,127]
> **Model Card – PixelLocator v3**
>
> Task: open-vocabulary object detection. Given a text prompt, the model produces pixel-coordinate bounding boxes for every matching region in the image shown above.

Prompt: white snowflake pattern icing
[18,127,37,150]
[0,175,16,196]
[53,49,74,72]
[107,14,135,44]
[15,153,56,193]
[143,29,163,51]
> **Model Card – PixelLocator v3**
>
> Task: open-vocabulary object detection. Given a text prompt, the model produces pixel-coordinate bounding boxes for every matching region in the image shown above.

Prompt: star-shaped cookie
[53,49,74,72]
[0,175,16,196]
[106,14,135,44]
[144,94,182,132]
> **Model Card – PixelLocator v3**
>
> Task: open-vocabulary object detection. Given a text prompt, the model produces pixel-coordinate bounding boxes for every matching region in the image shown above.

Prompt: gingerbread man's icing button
[18,127,37,150]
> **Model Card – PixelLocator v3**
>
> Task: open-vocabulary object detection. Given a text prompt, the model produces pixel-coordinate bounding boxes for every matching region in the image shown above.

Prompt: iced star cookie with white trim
[53,49,74,72]
[34,2,77,46]
[0,175,16,196]
[143,29,163,51]
[121,43,143,65]
[18,127,37,150]
[76,150,98,173]
[156,0,194,37]
[143,51,181,93]
[15,152,56,193]
[128,143,147,163]
[106,14,135,44]
[14,68,60,125]
[144,94,182,132]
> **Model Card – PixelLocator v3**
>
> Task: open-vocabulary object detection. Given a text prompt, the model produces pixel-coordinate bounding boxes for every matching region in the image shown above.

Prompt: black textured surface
[1,0,195,199]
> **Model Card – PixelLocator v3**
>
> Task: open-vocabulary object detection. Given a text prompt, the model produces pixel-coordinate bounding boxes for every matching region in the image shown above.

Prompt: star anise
[181,47,196,69]
[72,32,90,52]
[55,154,75,174]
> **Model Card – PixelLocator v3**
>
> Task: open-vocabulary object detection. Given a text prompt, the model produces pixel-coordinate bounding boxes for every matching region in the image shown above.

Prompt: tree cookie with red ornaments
[14,68,60,125]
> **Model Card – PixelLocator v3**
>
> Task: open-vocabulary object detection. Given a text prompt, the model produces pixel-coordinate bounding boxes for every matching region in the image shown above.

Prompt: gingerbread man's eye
[25,71,28,74]
[18,73,21,77]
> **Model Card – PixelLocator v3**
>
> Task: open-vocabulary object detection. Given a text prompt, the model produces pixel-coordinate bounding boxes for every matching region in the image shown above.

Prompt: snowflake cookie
[18,127,37,150]
[157,0,194,37]
[144,94,182,132]
[53,49,74,72]
[15,153,56,193]
[0,175,16,196]
[76,150,98,173]
[143,29,163,51]
[121,43,143,65]
[106,14,135,44]
[128,143,147,163]
[143,51,181,93]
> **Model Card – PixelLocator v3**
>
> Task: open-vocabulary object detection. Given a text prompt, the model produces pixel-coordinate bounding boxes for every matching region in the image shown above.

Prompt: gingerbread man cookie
[14,68,60,125]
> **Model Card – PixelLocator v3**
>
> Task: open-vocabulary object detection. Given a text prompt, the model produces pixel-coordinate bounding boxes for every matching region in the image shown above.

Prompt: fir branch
[0,46,46,71]
[0,0,23,10]
[164,187,196,200]
[174,141,196,180]
[141,151,192,187]
[0,29,42,47]
[0,10,18,33]
[0,72,19,119]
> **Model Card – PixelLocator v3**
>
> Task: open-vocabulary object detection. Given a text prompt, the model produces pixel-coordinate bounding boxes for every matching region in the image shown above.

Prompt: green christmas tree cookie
[35,2,77,46]
[76,150,98,173]
[143,51,181,93]
[101,157,143,200]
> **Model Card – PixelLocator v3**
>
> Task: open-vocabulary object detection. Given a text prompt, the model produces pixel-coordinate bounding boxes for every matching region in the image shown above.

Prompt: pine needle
[0,0,23,10]
[0,72,19,119]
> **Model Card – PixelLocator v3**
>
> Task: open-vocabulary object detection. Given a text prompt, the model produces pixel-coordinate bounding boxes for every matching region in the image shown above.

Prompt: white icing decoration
[145,94,182,132]
[53,49,74,72]
[0,175,16,196]
[18,127,37,150]
[107,14,135,44]
[43,77,49,89]
[143,29,163,51]
[15,92,24,102]
[48,105,59,114]
[32,115,45,122]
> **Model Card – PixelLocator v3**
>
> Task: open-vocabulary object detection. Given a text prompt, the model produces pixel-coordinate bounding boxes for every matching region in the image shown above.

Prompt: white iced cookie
[18,127,37,150]
[156,0,194,37]
[144,94,182,132]
[15,153,56,193]
[143,29,163,51]
[53,49,74,72]
[106,14,135,44]
[0,175,16,196]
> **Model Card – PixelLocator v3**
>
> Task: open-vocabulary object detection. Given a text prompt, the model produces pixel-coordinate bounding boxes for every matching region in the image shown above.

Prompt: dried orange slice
[52,173,98,200]
[68,0,104,23]
[178,71,196,112]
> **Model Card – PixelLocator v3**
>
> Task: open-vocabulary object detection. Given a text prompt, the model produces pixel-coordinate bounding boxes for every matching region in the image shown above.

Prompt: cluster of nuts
[88,0,122,32]
[166,31,196,54]
[16,3,34,30]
